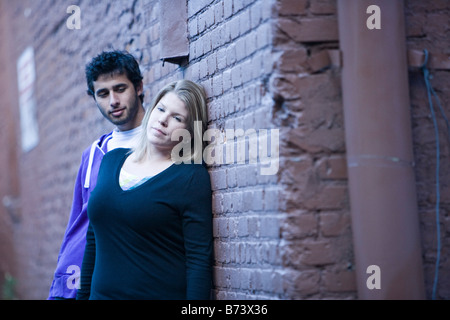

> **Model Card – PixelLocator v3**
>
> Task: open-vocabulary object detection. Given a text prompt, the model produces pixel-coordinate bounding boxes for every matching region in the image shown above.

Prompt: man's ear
[136,81,144,96]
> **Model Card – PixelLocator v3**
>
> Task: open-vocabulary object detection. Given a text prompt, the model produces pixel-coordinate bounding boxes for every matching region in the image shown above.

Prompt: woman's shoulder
[105,147,131,158]
[101,148,131,167]
[175,162,209,175]
[173,163,211,185]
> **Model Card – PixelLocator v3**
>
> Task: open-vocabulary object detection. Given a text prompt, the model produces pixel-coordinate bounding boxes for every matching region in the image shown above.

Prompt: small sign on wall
[17,46,39,152]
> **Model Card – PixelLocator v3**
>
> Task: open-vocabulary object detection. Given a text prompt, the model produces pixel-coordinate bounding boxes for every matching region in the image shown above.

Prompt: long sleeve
[76,222,96,300]
[48,151,90,299]
[182,166,213,300]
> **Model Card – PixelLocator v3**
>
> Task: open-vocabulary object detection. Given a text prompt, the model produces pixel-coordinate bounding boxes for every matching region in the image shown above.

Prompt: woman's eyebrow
[158,101,187,117]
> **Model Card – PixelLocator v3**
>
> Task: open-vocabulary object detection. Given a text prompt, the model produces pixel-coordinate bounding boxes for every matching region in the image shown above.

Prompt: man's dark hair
[85,50,144,103]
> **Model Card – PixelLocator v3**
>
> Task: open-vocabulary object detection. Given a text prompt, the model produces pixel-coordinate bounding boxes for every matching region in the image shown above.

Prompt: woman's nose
[158,115,168,126]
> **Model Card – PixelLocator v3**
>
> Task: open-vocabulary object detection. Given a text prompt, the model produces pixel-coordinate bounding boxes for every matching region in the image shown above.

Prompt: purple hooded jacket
[48,132,112,299]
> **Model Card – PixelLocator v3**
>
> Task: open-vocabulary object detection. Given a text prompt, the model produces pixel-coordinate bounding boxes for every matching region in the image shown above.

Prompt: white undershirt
[107,126,142,152]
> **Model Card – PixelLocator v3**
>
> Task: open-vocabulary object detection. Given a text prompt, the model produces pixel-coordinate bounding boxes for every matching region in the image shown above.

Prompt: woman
[77,80,212,300]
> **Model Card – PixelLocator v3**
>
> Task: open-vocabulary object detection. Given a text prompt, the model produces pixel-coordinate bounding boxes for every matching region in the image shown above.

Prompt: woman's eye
[174,116,182,122]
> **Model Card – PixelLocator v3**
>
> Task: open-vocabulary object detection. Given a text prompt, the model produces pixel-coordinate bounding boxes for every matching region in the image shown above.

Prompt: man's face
[93,73,143,131]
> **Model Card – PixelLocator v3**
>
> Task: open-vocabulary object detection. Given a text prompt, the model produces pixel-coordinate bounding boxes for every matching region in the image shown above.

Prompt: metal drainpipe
[337,0,425,299]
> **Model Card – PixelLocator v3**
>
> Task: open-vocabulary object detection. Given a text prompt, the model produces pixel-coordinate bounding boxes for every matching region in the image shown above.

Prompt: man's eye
[116,87,126,93]
[97,92,108,98]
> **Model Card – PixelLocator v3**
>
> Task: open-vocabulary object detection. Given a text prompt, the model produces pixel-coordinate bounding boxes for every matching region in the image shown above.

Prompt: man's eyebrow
[95,88,108,95]
[95,83,128,95]
[112,83,128,89]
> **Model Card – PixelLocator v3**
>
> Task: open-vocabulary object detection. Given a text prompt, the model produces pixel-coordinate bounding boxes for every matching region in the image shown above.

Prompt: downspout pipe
[337,0,425,299]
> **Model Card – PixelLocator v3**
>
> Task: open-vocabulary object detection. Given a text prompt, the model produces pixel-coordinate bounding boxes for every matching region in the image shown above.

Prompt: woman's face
[146,91,189,152]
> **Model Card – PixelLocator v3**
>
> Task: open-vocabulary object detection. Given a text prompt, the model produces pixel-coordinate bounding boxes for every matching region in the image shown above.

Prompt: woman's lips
[152,127,167,135]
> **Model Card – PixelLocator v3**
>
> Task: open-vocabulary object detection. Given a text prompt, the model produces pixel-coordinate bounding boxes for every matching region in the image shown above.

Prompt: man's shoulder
[80,132,113,156]
[78,132,114,168]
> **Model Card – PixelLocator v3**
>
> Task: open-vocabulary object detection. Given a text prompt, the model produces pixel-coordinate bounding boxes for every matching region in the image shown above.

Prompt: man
[48,51,146,299]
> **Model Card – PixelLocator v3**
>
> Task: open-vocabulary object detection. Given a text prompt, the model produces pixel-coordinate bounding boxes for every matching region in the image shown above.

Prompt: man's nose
[110,92,120,107]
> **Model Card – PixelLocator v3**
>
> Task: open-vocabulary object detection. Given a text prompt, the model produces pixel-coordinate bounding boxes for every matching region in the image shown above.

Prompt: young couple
[48,51,213,300]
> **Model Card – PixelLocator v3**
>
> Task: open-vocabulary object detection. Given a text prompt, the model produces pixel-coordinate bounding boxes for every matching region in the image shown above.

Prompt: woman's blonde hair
[132,79,208,163]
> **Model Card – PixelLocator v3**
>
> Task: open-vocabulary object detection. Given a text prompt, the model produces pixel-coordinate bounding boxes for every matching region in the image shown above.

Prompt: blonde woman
[77,80,212,300]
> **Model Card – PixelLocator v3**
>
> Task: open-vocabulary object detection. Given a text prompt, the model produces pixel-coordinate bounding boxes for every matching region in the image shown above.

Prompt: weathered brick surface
[405,0,450,300]
[0,0,448,300]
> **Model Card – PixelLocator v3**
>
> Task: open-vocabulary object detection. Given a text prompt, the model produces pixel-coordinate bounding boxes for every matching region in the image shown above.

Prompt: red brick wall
[272,0,354,299]
[405,0,450,299]
[0,0,20,295]
[0,0,448,300]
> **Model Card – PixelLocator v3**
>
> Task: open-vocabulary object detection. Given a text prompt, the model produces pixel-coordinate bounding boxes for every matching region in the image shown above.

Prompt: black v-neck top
[77,148,213,300]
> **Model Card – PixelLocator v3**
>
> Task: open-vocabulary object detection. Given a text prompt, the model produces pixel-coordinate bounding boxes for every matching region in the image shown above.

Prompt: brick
[316,155,348,180]
[260,215,280,238]
[237,216,249,237]
[199,58,208,78]
[231,64,242,87]
[216,48,227,70]
[300,239,337,266]
[239,9,251,35]
[242,189,263,212]
[263,187,281,211]
[197,11,207,34]
[212,192,223,215]
[280,155,315,187]
[223,0,233,18]
[214,217,227,238]
[286,269,320,296]
[250,1,262,28]
[322,267,357,292]
[205,6,215,29]
[241,59,253,84]
[319,211,351,237]
[210,26,222,50]
[226,42,237,65]
[207,52,217,75]
[235,36,247,61]
[281,211,318,240]
[202,32,212,55]
[275,17,338,43]
[309,0,337,15]
[229,15,241,39]
[212,74,223,96]
[214,2,224,24]
[256,23,271,49]
[188,17,198,37]
[304,184,348,210]
[276,48,308,73]
[233,0,245,14]
[276,0,308,15]
[222,69,232,92]
[285,115,345,154]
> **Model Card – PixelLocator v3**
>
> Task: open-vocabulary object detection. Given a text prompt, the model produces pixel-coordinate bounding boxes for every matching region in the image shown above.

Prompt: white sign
[17,46,39,152]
